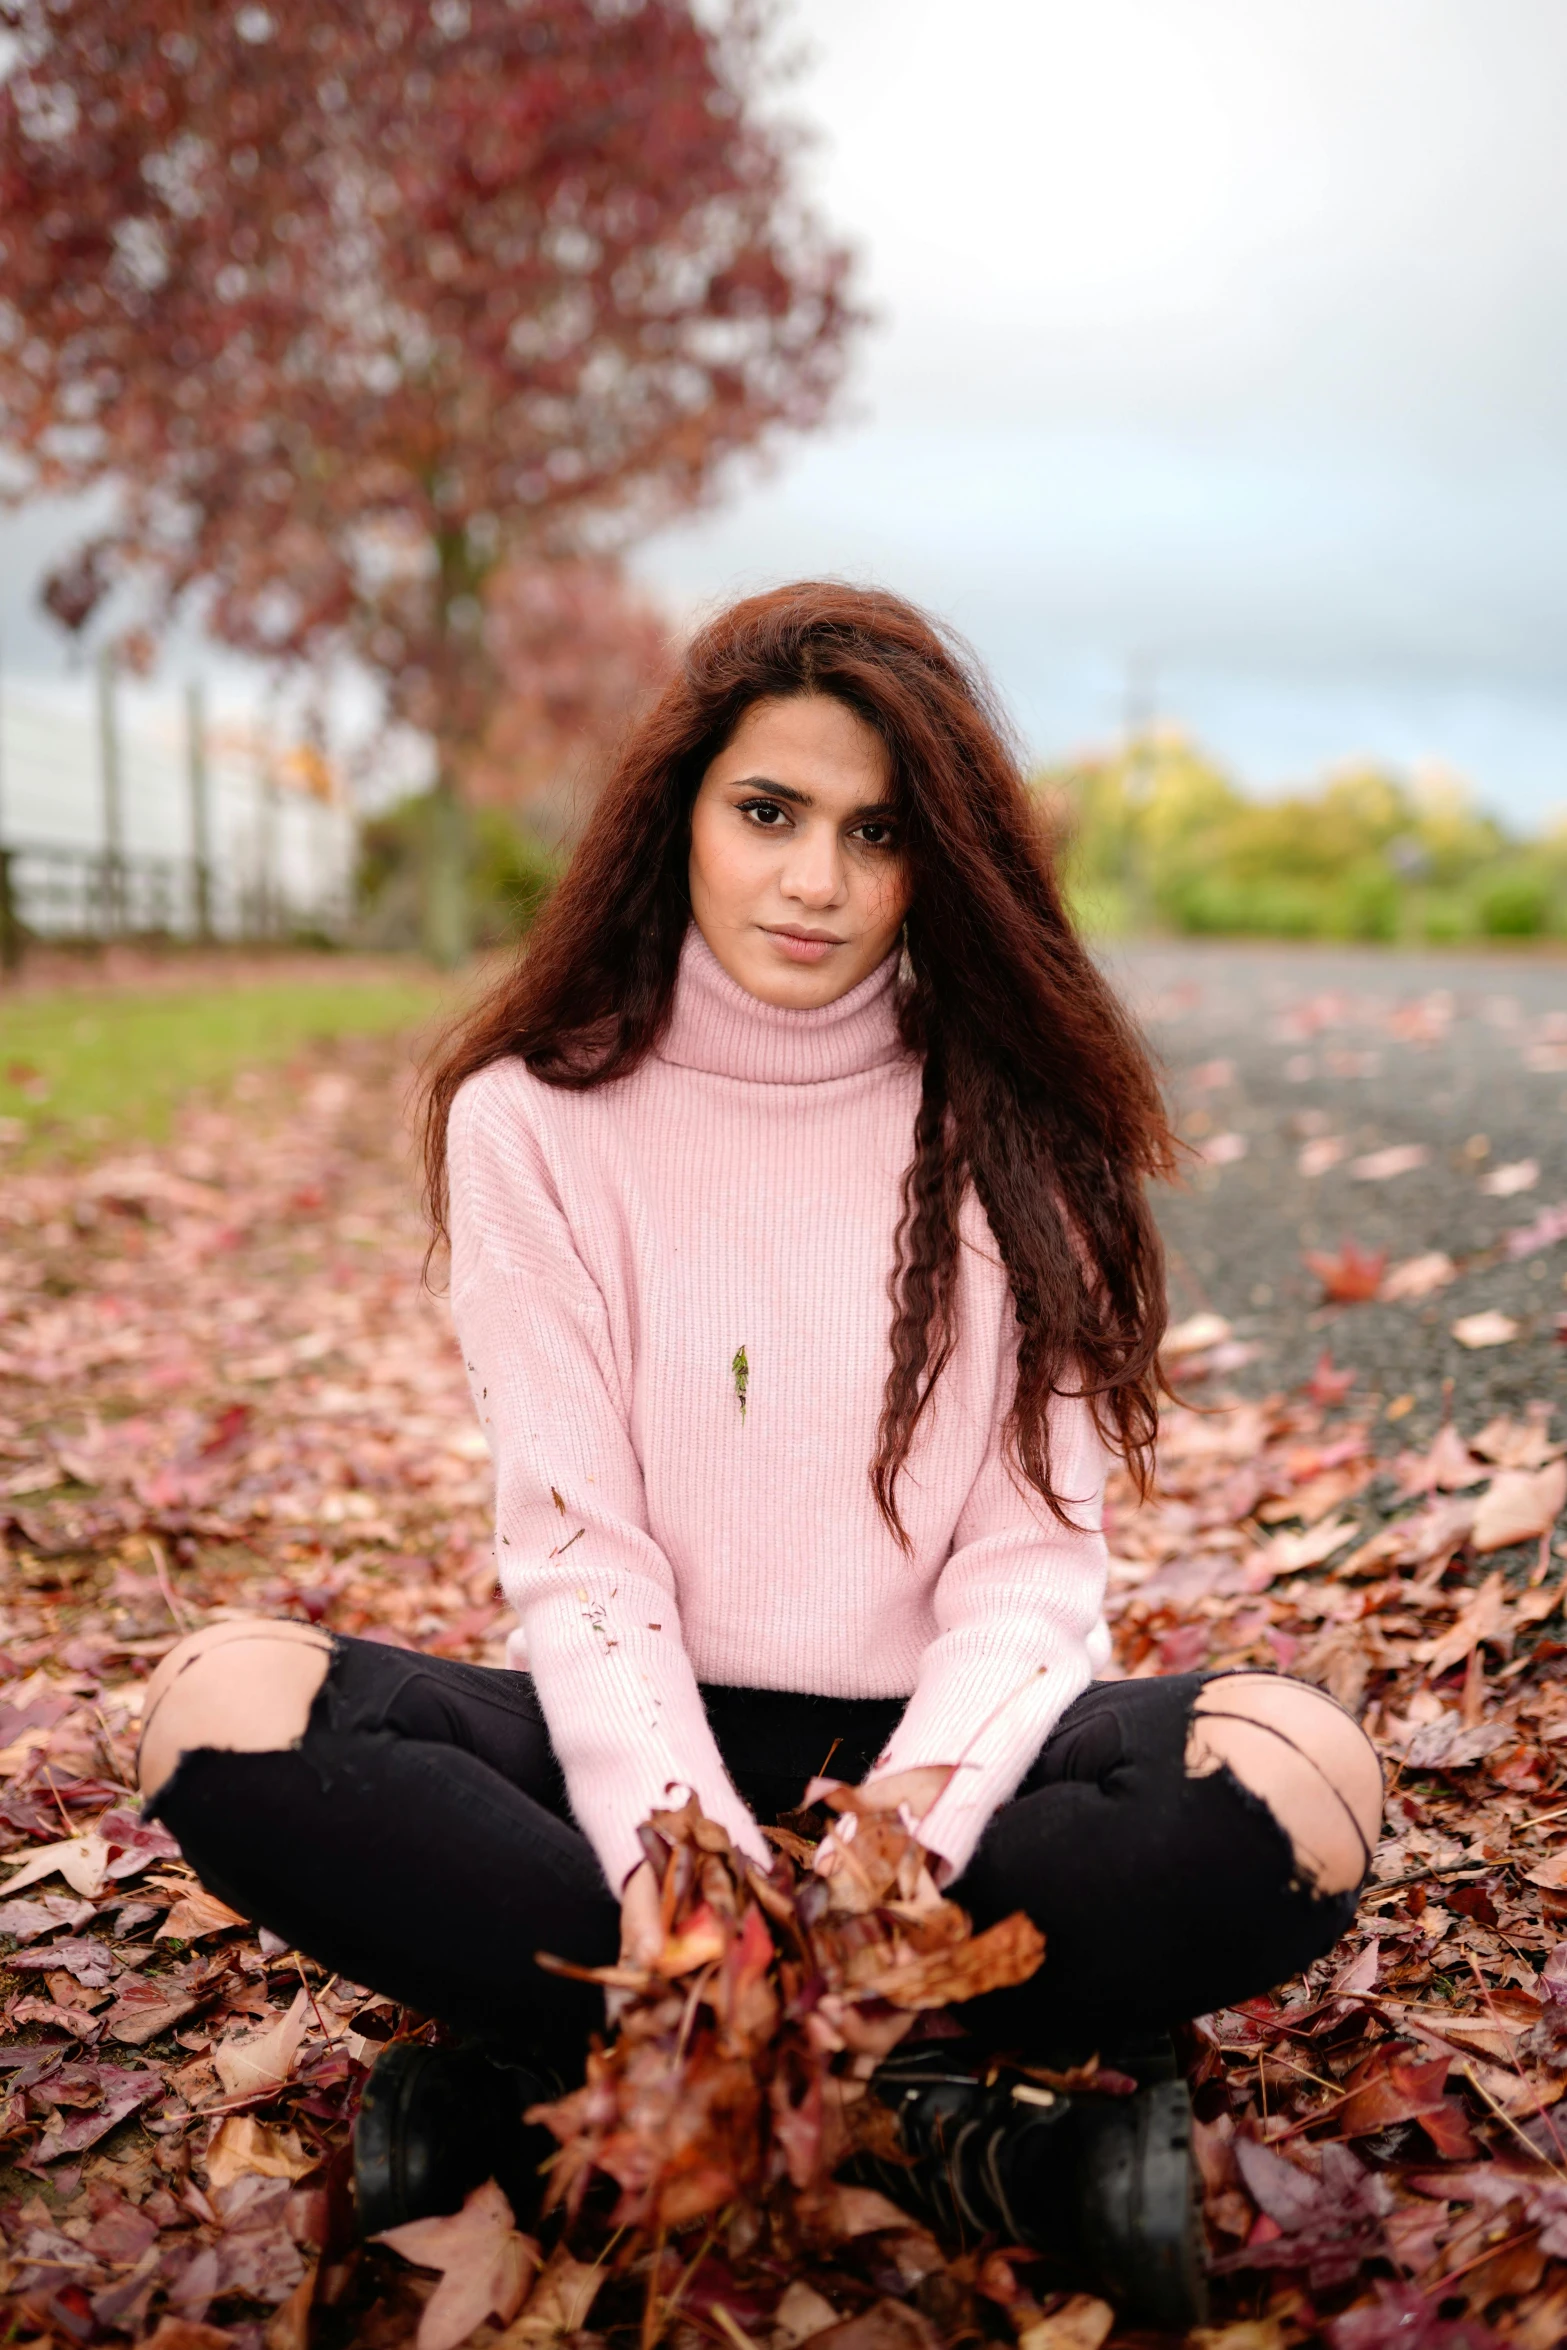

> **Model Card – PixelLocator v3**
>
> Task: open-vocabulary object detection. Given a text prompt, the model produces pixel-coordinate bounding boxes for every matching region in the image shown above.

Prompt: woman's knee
[1186,1672,1383,1897]
[137,1618,333,1804]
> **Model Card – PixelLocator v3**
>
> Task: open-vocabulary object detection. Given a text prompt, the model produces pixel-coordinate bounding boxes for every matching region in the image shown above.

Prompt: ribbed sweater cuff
[521,1616,771,1892]
[870,1648,1094,1883]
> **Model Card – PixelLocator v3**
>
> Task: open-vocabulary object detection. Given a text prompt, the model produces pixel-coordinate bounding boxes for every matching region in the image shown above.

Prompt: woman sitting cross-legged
[137,584,1381,2327]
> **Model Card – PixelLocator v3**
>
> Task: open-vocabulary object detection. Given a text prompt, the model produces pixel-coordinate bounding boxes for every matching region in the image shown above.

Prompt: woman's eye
[854,821,896,848]
[739,799,788,828]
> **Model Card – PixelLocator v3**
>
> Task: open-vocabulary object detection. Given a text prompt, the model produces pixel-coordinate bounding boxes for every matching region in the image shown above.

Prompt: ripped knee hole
[137,1624,333,1801]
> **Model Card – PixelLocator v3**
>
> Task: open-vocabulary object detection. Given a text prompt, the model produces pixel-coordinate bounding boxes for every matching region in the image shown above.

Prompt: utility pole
[186,678,213,941]
[96,643,125,936]
[1121,652,1158,934]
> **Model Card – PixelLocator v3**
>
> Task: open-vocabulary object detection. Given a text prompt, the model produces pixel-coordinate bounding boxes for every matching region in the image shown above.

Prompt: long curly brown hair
[422,582,1176,1537]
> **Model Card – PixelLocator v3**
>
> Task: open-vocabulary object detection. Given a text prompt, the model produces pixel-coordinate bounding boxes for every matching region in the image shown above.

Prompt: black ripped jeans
[148,1638,1360,2065]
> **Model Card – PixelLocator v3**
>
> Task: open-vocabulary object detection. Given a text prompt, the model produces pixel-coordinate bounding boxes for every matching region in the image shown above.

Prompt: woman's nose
[780,827,846,906]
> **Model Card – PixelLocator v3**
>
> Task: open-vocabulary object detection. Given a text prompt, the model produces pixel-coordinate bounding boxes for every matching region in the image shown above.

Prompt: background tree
[466,556,671,843]
[0,0,856,959]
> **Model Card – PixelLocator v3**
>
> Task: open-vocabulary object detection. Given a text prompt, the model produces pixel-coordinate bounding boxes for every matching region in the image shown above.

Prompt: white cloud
[639,0,1567,816]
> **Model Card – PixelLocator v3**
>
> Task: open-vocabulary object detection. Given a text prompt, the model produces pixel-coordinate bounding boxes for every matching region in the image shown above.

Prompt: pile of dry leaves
[370,1779,1049,2350]
[2,1021,1567,2348]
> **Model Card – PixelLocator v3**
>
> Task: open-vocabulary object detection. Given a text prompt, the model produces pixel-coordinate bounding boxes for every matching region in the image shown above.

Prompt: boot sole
[1074,2077,1209,2329]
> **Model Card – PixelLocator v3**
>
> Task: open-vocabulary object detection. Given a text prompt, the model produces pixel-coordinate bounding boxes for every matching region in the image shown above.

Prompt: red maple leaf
[1305,1241,1389,1303]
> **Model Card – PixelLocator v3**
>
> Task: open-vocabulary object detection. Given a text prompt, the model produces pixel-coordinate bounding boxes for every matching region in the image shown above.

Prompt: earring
[897,926,915,990]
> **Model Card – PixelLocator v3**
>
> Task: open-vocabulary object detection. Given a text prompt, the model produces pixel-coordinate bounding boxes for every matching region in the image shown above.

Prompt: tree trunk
[420,773,472,967]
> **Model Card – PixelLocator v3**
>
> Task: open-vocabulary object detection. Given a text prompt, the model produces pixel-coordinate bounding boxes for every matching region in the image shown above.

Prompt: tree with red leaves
[0,0,855,956]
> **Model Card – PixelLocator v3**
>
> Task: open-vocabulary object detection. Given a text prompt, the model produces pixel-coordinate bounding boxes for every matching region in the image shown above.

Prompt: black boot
[867,2043,1208,2331]
[353,2041,559,2236]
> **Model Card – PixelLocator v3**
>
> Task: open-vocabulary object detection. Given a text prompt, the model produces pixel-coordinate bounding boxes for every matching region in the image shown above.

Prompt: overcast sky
[5,1,1567,824]
[635,0,1567,823]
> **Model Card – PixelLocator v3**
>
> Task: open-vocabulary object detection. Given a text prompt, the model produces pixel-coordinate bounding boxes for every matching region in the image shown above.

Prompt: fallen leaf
[1305,1349,1357,1406]
[1306,1242,1388,1303]
[31,2061,164,2162]
[6,1935,115,1987]
[0,1830,112,1897]
[1507,1201,1567,1258]
[825,1763,958,1819]
[1221,2138,1396,2289]
[377,2179,537,2350]
[1299,1135,1347,1177]
[653,1900,729,1978]
[136,2323,239,2350]
[1379,1251,1457,1303]
[0,1893,97,1940]
[808,2303,939,2350]
[811,2182,913,2238]
[158,1885,249,1941]
[104,1974,208,2046]
[263,2257,318,2350]
[1416,1572,1510,1678]
[1246,1516,1361,1583]
[204,2115,317,2189]
[1189,2326,1286,2350]
[1394,1422,1485,1497]
[1161,1311,1233,1359]
[1451,1310,1521,1350]
[1481,1157,1539,1197]
[1472,1407,1561,1467]
[1015,2298,1116,2350]
[213,1987,310,2099]
[1332,2044,1451,2138]
[491,2241,601,2347]
[774,2281,843,2345]
[1324,2281,1482,2350]
[868,1909,1045,2007]
[1351,1144,1428,1181]
[1396,1713,1511,1769]
[1472,1461,1567,1554]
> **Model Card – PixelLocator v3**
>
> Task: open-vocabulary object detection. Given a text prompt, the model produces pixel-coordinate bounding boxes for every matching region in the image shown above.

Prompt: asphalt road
[1103,940,1567,1452]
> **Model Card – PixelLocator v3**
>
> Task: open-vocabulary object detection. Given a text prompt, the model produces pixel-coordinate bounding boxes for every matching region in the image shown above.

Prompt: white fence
[0,661,357,945]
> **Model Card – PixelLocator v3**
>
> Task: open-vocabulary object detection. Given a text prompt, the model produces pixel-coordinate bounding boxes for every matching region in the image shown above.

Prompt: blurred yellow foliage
[1040,731,1564,942]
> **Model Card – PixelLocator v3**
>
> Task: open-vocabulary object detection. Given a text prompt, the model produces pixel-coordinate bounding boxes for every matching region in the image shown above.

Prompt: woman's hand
[619,1859,664,1967]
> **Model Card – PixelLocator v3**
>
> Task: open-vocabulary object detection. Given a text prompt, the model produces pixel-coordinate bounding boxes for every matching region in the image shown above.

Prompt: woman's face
[688,694,911,1009]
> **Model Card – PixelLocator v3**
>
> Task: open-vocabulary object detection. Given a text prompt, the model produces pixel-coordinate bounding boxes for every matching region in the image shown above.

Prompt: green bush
[1333,859,1402,942]
[358,793,561,950]
[1167,874,1328,938]
[1042,732,1563,945]
[1416,891,1475,945]
[1475,861,1555,938]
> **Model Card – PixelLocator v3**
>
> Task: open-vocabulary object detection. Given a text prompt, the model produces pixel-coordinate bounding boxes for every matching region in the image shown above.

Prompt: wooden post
[96,643,124,935]
[186,678,213,940]
[258,732,279,938]
[0,633,18,974]
[0,849,19,975]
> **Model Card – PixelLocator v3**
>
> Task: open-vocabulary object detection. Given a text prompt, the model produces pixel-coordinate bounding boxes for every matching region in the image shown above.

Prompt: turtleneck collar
[656,926,908,1085]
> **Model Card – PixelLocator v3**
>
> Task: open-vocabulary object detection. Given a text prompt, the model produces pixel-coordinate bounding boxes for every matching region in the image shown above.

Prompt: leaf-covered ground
[2,944,1566,2350]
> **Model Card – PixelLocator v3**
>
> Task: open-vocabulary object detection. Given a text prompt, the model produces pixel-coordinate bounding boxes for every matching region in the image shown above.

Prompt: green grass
[0,970,451,1156]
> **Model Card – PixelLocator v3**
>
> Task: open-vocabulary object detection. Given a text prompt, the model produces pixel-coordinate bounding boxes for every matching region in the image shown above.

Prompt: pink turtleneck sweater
[447,930,1112,1895]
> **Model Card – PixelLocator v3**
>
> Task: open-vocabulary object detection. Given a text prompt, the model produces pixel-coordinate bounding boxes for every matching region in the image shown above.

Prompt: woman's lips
[763,927,843,964]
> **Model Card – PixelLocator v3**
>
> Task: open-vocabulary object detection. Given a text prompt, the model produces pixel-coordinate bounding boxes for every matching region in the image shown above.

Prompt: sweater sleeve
[446,1072,771,1893]
[867,1370,1109,1884]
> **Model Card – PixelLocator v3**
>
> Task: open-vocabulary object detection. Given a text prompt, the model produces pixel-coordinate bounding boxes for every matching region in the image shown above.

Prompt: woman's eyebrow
[729,775,811,806]
[728,777,898,821]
